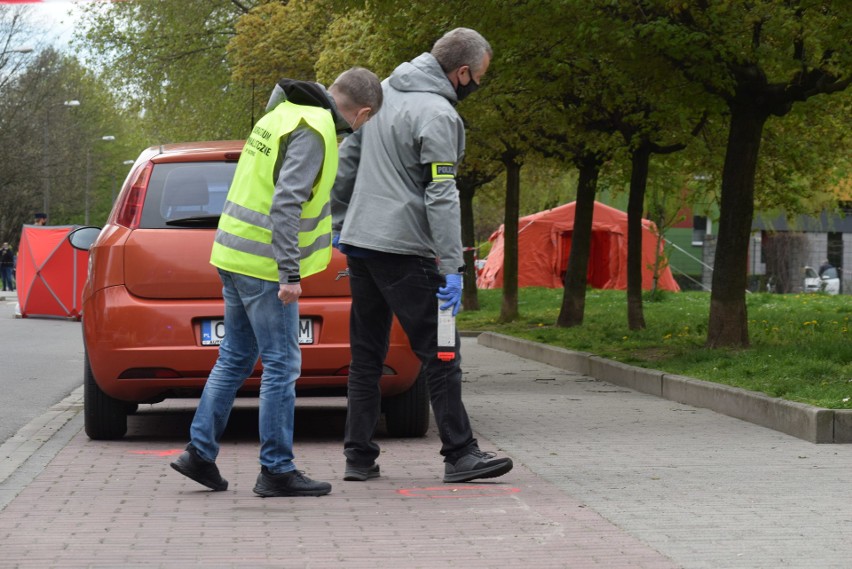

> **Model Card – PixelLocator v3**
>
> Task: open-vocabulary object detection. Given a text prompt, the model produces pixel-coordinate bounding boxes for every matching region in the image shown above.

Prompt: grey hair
[431,28,492,74]
[330,67,383,116]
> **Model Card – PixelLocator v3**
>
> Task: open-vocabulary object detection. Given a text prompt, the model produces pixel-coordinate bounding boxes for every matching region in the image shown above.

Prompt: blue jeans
[189,269,301,474]
[1,266,13,291]
[344,254,477,466]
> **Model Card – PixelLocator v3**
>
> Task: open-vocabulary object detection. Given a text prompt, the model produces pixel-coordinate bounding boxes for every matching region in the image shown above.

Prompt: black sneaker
[253,467,332,497]
[343,463,380,481]
[170,445,228,491]
[443,449,513,483]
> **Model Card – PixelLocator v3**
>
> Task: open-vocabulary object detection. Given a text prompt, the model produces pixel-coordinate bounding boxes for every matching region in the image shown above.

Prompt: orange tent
[16,225,89,319]
[477,201,680,292]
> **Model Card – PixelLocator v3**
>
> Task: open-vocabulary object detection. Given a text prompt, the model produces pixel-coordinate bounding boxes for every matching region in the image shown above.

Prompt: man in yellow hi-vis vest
[171,68,382,497]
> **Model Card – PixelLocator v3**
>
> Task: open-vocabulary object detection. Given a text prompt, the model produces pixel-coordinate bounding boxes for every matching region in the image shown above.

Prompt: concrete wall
[701,231,850,294]
[701,235,716,290]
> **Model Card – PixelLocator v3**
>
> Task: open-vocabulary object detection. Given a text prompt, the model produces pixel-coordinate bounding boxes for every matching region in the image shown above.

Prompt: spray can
[437,305,456,361]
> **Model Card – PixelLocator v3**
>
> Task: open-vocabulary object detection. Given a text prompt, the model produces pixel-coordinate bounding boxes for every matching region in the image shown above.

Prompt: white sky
[11,0,95,49]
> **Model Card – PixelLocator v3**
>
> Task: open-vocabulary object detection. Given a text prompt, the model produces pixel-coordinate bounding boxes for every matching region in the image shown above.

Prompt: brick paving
[1,337,851,567]
[0,397,673,568]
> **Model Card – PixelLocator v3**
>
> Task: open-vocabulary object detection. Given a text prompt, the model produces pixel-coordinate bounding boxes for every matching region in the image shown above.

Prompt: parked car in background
[803,265,841,295]
[69,140,426,440]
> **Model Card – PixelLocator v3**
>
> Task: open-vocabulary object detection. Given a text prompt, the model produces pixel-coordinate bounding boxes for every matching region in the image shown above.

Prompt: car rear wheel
[84,352,128,440]
[383,369,429,438]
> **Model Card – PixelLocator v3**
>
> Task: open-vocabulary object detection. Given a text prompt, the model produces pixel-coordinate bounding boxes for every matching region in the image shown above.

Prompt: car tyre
[383,368,429,438]
[84,352,128,440]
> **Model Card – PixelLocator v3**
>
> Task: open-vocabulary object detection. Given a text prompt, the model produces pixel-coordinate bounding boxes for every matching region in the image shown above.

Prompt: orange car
[70,141,425,440]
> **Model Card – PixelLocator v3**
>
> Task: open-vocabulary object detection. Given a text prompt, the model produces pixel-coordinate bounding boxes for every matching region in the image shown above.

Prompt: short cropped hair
[330,67,383,116]
[431,28,492,74]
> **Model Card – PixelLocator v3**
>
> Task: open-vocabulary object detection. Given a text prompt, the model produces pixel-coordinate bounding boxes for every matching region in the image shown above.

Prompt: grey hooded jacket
[331,52,466,275]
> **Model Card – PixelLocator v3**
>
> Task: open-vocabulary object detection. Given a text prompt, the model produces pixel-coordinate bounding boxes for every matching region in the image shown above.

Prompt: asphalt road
[0,293,84,444]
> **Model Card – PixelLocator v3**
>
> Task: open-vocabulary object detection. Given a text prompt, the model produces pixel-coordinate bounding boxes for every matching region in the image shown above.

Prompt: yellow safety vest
[211,101,338,281]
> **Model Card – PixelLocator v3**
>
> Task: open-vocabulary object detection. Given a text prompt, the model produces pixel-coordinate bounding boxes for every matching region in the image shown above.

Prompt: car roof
[144,140,245,164]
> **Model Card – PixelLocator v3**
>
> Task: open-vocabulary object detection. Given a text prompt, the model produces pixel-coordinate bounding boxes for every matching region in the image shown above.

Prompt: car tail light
[115,161,153,228]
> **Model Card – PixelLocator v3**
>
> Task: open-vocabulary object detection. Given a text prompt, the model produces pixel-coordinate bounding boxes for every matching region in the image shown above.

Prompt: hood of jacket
[388,52,457,105]
[265,79,351,132]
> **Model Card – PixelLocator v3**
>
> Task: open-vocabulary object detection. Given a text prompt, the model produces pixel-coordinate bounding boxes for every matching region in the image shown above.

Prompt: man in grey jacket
[332,28,513,483]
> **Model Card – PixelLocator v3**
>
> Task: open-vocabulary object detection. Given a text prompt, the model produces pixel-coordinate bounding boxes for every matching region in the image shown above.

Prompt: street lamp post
[43,100,80,221]
[85,135,116,225]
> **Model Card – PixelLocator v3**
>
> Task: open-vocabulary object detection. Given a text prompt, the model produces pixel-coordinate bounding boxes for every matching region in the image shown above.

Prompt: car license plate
[201,318,314,345]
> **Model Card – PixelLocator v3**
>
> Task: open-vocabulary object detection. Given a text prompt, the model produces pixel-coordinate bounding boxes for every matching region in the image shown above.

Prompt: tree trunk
[626,142,650,330]
[458,182,480,311]
[706,102,768,348]
[556,154,600,327]
[499,153,522,322]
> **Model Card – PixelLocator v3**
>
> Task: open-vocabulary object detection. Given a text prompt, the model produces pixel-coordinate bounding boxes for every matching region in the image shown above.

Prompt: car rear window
[139,162,237,229]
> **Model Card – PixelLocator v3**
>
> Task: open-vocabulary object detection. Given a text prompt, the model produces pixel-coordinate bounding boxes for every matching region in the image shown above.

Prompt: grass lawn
[457,288,852,409]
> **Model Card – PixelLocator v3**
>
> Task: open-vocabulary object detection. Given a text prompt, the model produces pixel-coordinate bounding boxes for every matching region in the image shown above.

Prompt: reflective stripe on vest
[210,101,338,281]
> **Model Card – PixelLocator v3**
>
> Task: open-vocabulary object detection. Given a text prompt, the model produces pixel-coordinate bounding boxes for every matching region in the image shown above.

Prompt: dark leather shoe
[253,467,332,497]
[170,445,228,491]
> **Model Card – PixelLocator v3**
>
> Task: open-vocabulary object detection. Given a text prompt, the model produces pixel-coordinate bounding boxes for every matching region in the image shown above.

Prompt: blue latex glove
[332,232,340,249]
[436,273,463,316]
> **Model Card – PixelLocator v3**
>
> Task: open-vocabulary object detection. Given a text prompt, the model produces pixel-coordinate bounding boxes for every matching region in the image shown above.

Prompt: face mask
[455,76,480,102]
[349,113,364,132]
[338,110,365,136]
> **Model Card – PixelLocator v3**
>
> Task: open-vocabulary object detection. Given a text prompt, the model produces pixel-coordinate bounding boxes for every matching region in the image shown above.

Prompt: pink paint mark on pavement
[129,449,183,457]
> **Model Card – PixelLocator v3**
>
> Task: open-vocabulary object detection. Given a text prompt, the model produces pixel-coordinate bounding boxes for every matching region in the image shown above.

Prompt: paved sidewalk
[1,337,851,568]
[461,341,852,568]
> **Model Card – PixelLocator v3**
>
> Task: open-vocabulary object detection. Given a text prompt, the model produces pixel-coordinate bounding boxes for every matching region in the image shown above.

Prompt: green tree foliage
[484,2,628,327]
[1,3,142,240]
[77,0,255,142]
[608,0,851,347]
[0,46,139,236]
[342,1,699,325]
[229,0,333,87]
[755,89,852,214]
[315,7,397,81]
